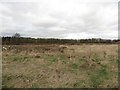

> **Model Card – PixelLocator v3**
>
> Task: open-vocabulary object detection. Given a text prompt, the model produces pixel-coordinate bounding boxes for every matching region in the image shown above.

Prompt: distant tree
[12,33,21,38]
[12,33,21,45]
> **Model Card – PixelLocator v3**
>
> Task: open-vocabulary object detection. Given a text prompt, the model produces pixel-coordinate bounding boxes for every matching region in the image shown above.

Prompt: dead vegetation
[2,44,118,88]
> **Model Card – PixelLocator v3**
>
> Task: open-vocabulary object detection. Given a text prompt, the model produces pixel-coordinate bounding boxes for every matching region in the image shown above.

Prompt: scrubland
[2,44,118,88]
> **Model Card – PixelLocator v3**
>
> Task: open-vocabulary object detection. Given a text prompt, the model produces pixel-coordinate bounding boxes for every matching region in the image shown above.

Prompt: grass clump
[7,55,33,62]
[59,55,67,64]
[44,55,58,64]
[72,63,78,69]
[90,67,109,88]
[78,56,86,64]
[2,75,12,84]
[51,56,57,63]
[92,53,101,63]
[32,83,40,88]
[73,82,80,88]
[2,85,14,88]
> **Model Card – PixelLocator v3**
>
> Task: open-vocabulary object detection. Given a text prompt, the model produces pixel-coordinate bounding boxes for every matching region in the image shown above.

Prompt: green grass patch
[90,67,109,88]
[2,75,12,84]
[72,63,78,69]
[59,55,67,64]
[78,56,86,64]
[51,57,57,63]
[44,55,58,64]
[4,55,33,62]
[109,55,118,65]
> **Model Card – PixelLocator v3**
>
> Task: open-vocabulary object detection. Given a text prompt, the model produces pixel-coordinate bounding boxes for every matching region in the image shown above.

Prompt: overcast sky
[0,0,118,39]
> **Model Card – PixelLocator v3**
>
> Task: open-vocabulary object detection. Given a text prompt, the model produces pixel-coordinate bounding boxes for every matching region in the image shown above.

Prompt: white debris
[59,45,68,49]
[2,47,7,50]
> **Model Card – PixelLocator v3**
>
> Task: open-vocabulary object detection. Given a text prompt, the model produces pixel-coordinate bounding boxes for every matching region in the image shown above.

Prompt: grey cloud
[0,1,118,39]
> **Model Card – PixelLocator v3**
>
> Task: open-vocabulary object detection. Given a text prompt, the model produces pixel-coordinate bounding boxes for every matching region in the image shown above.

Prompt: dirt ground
[2,44,118,88]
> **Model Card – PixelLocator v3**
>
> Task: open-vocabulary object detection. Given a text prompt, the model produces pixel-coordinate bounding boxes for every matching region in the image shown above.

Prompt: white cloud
[0,0,119,3]
[0,0,118,39]
[63,32,96,39]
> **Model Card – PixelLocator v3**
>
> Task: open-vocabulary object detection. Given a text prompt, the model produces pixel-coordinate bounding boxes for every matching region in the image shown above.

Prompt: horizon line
[2,36,119,40]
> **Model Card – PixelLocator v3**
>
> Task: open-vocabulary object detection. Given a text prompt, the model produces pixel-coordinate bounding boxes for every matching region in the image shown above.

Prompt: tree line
[2,37,119,45]
[1,33,119,45]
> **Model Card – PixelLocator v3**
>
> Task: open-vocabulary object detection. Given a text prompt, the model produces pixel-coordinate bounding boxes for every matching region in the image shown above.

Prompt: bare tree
[12,33,21,38]
[12,33,21,45]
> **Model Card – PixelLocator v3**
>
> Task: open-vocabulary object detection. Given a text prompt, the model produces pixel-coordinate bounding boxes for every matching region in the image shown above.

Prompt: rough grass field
[2,44,118,88]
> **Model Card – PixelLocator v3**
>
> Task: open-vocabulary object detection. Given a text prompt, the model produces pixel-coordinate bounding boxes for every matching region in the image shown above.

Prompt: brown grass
[2,44,118,88]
